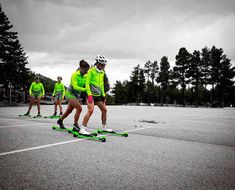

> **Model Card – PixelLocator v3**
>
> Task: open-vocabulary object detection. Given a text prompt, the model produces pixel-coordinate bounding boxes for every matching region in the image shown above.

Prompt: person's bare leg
[67,99,82,125]
[57,103,74,128]
[96,101,107,125]
[37,97,41,114]
[60,103,74,121]
[82,100,94,127]
[27,97,35,113]
[54,100,57,114]
[96,100,112,131]
[58,100,63,113]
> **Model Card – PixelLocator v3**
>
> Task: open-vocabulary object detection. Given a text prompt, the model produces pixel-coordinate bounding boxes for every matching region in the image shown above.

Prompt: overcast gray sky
[2,0,235,86]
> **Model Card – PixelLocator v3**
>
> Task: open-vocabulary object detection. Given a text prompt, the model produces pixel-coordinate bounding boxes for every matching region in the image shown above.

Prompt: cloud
[2,0,235,85]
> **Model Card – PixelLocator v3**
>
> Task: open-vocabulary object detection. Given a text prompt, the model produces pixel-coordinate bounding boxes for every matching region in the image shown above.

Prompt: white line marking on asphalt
[125,126,156,132]
[0,123,49,129]
[0,126,155,157]
[0,139,84,156]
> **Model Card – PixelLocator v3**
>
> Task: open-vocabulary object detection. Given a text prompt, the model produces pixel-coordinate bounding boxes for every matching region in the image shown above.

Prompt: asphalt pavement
[0,105,235,190]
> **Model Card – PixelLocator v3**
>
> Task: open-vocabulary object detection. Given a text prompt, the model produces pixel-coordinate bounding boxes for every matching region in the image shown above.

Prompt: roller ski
[52,126,105,142]
[97,126,128,137]
[19,112,31,117]
[52,122,105,142]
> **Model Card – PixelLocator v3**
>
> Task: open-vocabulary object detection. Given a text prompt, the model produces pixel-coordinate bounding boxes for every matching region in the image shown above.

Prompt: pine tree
[144,60,151,83]
[201,47,211,88]
[173,47,191,106]
[139,68,146,102]
[112,81,127,105]
[186,50,203,107]
[150,60,159,85]
[210,46,223,106]
[157,56,170,105]
[210,46,235,107]
[129,65,140,103]
[144,60,151,105]
[0,3,30,89]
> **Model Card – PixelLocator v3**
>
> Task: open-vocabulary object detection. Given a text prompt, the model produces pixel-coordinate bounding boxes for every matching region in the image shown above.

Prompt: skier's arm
[62,84,65,97]
[29,83,33,96]
[85,70,92,96]
[41,84,45,96]
[52,84,56,97]
[71,73,86,92]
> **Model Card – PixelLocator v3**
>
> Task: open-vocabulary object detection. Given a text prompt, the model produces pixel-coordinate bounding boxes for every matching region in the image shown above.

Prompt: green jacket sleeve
[71,73,86,92]
[52,84,56,97]
[41,83,45,96]
[62,84,65,97]
[101,73,106,97]
[85,70,92,96]
[29,83,33,95]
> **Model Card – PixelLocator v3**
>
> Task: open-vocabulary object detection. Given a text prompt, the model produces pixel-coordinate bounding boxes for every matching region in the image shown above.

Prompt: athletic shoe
[79,126,91,136]
[59,112,63,116]
[52,112,57,116]
[57,119,66,129]
[24,112,30,116]
[102,125,113,132]
[37,113,42,117]
[73,124,80,132]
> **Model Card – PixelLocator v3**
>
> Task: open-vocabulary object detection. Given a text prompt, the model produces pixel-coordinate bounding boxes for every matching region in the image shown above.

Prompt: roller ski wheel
[100,137,106,142]
[122,132,128,137]
[97,129,103,134]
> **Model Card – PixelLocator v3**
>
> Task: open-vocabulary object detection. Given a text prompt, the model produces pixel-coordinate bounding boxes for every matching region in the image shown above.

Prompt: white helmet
[95,55,107,65]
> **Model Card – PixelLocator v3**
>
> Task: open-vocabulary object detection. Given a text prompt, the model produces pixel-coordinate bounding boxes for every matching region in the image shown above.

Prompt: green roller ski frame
[52,126,106,142]
[97,129,128,137]
[44,115,61,119]
[51,126,73,134]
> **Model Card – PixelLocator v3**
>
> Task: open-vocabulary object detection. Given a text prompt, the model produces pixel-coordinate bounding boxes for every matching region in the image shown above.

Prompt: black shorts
[92,96,105,102]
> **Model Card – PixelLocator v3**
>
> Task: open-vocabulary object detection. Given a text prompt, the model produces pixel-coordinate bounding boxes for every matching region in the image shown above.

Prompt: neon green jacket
[68,70,87,93]
[52,82,65,97]
[86,67,105,97]
[29,82,45,96]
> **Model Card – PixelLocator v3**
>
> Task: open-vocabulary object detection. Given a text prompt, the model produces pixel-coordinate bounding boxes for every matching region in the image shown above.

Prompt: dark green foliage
[112,46,235,107]
[173,47,191,106]
[209,46,235,107]
[112,80,129,105]
[157,56,170,105]
[201,47,211,87]
[186,50,203,107]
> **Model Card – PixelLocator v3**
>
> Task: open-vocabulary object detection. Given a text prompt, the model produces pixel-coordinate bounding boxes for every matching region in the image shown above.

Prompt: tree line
[112,46,235,107]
